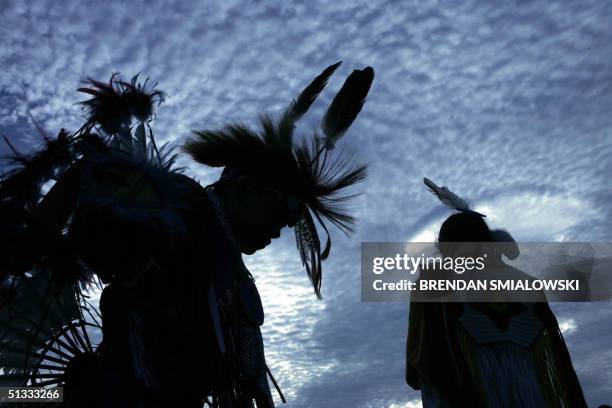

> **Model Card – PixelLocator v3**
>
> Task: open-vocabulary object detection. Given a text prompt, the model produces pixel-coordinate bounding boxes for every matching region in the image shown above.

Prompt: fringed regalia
[406,299,587,407]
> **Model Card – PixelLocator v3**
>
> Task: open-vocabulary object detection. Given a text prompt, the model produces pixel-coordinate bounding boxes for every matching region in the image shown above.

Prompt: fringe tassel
[473,342,548,407]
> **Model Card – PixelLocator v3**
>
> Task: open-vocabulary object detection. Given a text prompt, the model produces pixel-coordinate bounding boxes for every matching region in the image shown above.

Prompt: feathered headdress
[183,62,375,298]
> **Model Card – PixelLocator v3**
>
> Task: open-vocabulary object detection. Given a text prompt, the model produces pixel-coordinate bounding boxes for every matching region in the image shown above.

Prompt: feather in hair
[294,210,323,299]
[423,177,470,211]
[184,63,373,297]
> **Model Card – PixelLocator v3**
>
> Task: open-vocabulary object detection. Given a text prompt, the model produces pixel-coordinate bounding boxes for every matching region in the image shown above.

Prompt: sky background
[1,0,612,406]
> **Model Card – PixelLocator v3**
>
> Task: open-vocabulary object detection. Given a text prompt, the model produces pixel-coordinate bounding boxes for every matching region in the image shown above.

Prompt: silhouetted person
[406,179,586,407]
[0,64,374,407]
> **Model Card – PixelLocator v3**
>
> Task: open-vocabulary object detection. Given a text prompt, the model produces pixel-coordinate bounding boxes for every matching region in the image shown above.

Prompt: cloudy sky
[2,0,612,406]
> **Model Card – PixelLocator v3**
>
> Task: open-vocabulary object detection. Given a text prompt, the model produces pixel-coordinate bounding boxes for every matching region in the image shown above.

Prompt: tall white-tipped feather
[423,177,470,211]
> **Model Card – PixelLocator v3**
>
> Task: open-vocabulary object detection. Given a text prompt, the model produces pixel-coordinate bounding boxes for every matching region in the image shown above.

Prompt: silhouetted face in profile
[217,176,295,255]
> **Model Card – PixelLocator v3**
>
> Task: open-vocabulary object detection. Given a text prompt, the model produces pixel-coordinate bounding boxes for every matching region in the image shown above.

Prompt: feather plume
[295,140,366,234]
[78,73,164,135]
[184,123,267,169]
[0,129,74,205]
[78,73,129,134]
[320,66,374,149]
[423,177,470,211]
[280,61,342,130]
[294,210,323,299]
[119,74,165,123]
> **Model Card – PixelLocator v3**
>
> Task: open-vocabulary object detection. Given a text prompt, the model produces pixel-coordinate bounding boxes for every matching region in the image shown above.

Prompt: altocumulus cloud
[1,0,611,406]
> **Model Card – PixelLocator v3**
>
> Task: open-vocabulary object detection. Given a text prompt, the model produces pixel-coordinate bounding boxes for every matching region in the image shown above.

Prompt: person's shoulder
[168,176,220,228]
[167,172,205,189]
[166,173,211,200]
